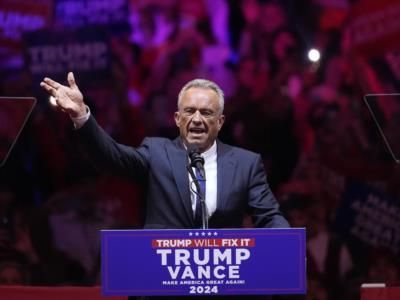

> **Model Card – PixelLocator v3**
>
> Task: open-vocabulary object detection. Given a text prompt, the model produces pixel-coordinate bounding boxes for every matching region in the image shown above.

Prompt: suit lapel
[217,141,236,211]
[166,138,193,225]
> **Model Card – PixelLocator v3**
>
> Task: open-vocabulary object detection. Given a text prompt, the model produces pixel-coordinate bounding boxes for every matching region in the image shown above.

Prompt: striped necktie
[194,168,205,228]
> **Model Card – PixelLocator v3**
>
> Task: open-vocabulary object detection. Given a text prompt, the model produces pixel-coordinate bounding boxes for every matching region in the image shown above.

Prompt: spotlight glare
[49,96,57,107]
[308,48,320,63]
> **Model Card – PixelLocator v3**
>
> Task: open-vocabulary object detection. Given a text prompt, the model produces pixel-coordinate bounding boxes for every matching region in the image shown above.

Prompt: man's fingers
[40,77,62,97]
[40,81,57,96]
[67,72,78,90]
[42,77,62,90]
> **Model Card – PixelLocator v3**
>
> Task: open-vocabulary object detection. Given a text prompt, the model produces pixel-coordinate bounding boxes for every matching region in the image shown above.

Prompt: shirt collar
[201,141,217,161]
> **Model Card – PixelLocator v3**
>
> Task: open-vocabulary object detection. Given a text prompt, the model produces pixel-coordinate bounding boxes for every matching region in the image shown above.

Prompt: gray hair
[177,79,224,114]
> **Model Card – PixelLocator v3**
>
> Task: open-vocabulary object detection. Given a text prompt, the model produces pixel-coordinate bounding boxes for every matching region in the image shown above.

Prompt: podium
[101,228,306,297]
[361,285,400,300]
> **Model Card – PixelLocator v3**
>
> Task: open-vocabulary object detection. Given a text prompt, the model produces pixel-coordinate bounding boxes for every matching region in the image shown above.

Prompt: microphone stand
[187,165,208,229]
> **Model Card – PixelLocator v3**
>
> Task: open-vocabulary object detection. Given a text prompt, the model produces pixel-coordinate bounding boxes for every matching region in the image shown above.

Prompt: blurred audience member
[0,260,29,285]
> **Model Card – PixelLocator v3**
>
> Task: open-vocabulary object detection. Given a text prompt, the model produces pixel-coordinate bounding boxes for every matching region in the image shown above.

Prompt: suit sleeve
[74,115,150,180]
[248,154,290,228]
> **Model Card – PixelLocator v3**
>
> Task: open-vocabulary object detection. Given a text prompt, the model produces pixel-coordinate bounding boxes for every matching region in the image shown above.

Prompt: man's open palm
[40,72,86,118]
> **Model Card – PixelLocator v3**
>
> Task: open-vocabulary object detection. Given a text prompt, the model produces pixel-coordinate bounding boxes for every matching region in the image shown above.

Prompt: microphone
[187,144,206,179]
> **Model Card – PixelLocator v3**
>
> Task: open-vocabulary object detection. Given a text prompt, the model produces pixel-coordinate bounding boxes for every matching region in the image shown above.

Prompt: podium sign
[101,228,306,296]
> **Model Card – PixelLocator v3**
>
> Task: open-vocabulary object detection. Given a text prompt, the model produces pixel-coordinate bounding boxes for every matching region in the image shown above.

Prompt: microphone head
[187,143,204,165]
[187,143,200,155]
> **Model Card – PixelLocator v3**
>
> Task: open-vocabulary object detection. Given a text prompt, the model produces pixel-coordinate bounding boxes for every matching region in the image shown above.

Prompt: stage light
[308,48,320,63]
[49,96,57,107]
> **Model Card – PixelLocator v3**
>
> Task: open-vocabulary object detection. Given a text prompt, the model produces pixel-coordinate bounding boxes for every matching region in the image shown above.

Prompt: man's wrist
[70,104,88,118]
[71,105,90,128]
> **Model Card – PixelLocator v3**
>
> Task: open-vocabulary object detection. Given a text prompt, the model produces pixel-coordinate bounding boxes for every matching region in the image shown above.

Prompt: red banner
[152,238,256,248]
[349,0,400,57]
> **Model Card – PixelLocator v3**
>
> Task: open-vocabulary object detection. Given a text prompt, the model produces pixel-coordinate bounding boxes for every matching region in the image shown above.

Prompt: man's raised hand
[40,72,86,118]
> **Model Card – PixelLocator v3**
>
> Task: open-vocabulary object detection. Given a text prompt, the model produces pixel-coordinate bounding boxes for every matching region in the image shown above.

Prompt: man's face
[174,87,225,152]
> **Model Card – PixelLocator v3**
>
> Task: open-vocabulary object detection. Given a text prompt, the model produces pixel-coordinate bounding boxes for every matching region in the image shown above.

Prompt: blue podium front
[101,228,306,296]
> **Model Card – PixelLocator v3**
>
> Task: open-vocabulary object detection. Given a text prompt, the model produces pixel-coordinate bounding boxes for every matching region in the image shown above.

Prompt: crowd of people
[1,1,400,299]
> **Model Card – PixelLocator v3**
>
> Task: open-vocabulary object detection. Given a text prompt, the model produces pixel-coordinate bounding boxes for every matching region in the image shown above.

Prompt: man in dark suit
[40,72,289,230]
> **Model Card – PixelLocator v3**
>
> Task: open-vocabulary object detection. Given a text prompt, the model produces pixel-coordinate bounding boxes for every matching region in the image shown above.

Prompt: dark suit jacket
[76,116,289,229]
